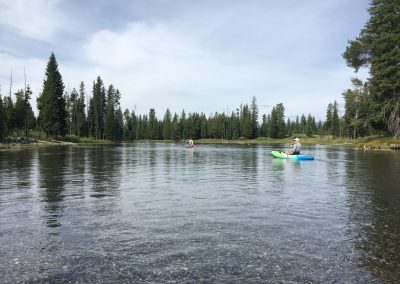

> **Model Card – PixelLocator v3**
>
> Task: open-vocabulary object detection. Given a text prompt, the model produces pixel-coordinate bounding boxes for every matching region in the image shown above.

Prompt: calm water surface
[0,143,399,283]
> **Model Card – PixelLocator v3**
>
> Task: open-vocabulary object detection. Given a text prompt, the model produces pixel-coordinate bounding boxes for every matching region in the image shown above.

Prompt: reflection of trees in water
[38,147,68,228]
[68,146,89,196]
[88,145,122,198]
[120,143,160,191]
[345,151,400,282]
[227,145,259,188]
[0,149,35,189]
[144,142,173,189]
[240,145,258,173]
[325,148,346,184]
[147,143,157,184]
[140,143,181,188]
[161,144,174,184]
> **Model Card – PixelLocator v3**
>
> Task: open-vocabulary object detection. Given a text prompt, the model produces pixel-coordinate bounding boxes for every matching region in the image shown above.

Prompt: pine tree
[105,84,117,140]
[114,107,123,140]
[0,95,4,139]
[4,94,15,135]
[342,78,371,138]
[141,114,149,139]
[311,116,317,134]
[24,85,34,136]
[13,87,34,136]
[343,0,400,136]
[270,103,286,138]
[250,96,259,138]
[207,113,218,138]
[90,76,106,139]
[78,82,87,137]
[306,114,313,137]
[332,101,340,137]
[188,112,202,139]
[69,88,79,136]
[37,52,67,137]
[162,108,172,140]
[179,110,186,139]
[87,96,95,137]
[324,103,333,136]
[124,109,138,141]
[293,115,301,133]
[200,114,208,139]
[286,118,292,137]
[300,114,307,134]
[14,89,26,133]
[148,108,157,139]
[171,113,180,141]
[240,104,252,138]
[266,114,271,137]
[260,114,268,138]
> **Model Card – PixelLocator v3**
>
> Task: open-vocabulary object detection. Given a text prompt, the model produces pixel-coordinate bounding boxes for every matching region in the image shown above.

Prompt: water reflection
[345,150,400,282]
[147,143,159,186]
[38,147,68,228]
[239,145,258,185]
[66,145,88,200]
[88,145,122,198]
[0,149,34,192]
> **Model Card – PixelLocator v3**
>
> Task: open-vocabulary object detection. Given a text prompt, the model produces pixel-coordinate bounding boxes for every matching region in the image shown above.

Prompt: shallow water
[1,143,399,283]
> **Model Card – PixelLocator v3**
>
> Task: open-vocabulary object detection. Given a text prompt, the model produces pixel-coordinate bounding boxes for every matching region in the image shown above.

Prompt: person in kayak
[285,137,301,155]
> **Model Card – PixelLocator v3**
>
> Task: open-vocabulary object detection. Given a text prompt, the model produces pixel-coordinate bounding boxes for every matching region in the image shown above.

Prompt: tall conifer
[343,0,400,136]
[0,95,3,139]
[37,52,66,137]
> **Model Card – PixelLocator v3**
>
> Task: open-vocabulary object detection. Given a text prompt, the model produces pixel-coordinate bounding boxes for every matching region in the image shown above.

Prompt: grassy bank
[74,137,113,145]
[194,136,400,149]
[352,136,400,150]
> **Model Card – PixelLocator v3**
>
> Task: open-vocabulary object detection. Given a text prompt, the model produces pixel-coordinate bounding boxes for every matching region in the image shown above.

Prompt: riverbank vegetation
[0,1,398,148]
[196,136,400,149]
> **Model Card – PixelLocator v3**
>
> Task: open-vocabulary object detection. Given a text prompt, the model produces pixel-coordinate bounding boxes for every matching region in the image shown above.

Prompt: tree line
[0,85,36,139]
[0,61,392,142]
[0,53,328,141]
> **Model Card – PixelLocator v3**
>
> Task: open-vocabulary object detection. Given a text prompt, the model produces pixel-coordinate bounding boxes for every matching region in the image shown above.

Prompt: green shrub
[60,135,80,143]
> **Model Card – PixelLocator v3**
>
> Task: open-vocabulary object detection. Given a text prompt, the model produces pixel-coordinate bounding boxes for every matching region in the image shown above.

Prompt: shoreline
[193,137,400,150]
[1,136,399,150]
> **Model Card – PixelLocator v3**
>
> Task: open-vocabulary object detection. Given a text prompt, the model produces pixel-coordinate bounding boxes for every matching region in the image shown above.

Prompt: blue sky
[0,0,370,120]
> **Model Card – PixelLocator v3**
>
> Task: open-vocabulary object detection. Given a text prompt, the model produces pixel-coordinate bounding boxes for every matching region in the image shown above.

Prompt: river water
[0,143,399,283]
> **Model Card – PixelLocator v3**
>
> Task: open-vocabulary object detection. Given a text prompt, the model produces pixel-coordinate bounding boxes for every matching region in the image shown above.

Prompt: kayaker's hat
[293,138,299,141]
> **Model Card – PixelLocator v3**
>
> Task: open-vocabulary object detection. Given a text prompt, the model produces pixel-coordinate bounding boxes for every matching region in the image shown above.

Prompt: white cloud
[0,52,46,101]
[82,22,267,114]
[79,17,361,119]
[0,0,62,41]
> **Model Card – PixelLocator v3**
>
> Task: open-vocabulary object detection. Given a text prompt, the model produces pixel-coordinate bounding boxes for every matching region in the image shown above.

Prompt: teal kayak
[271,151,314,160]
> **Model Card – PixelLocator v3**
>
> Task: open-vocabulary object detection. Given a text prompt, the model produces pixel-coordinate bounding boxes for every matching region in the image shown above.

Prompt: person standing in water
[185,138,194,148]
[188,137,194,148]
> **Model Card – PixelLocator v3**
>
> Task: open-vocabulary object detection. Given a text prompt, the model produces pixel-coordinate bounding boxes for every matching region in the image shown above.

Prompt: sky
[0,0,370,120]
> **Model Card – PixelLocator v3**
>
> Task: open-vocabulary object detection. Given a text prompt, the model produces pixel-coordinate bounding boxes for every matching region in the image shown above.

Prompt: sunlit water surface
[1,143,399,283]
